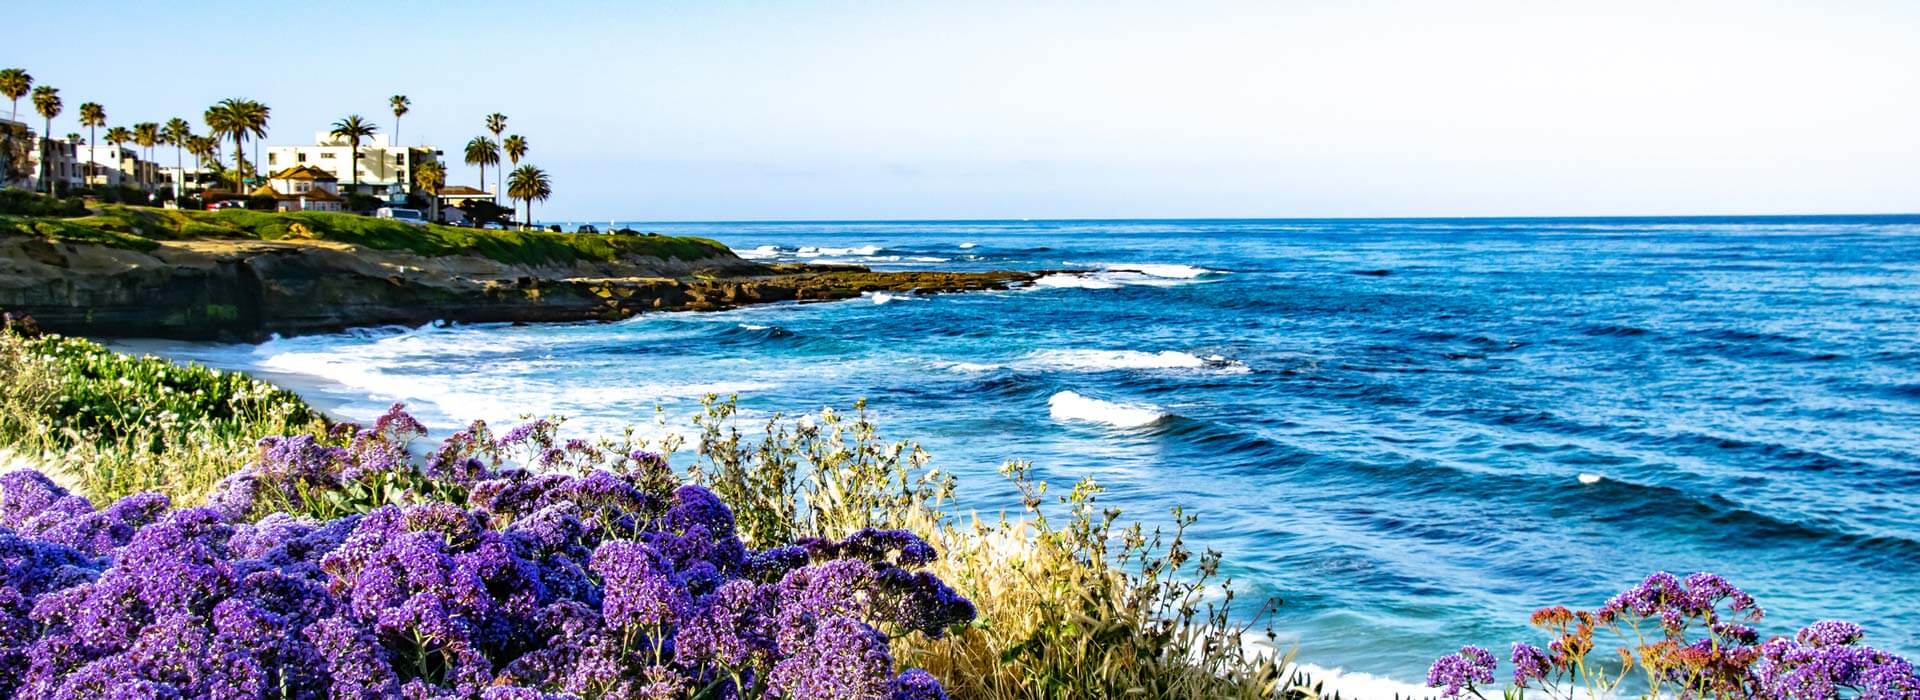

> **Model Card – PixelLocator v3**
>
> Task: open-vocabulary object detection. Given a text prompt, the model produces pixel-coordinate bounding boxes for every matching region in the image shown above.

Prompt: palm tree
[484,113,507,202]
[503,134,527,170]
[329,114,378,194]
[77,103,105,185]
[186,135,216,189]
[0,69,29,122]
[205,98,268,190]
[506,164,550,228]
[413,160,445,223]
[389,95,409,145]
[463,136,499,193]
[30,86,60,194]
[65,133,79,145]
[133,122,159,191]
[104,126,131,188]
[161,118,192,197]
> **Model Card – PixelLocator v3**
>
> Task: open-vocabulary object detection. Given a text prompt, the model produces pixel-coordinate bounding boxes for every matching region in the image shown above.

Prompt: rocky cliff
[0,236,1040,340]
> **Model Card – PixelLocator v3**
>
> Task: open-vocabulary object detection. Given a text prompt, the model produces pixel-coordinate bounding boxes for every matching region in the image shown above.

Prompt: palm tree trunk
[174,145,183,200]
[42,116,51,195]
[86,126,95,186]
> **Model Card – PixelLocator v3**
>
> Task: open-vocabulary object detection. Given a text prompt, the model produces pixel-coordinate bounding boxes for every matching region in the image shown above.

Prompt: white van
[375,207,428,226]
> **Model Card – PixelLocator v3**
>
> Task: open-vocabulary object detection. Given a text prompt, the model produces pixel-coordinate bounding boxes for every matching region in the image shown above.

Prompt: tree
[503,134,527,170]
[161,118,192,197]
[31,86,60,195]
[413,159,445,223]
[0,69,29,122]
[485,113,506,202]
[463,136,498,193]
[77,102,105,185]
[104,126,132,188]
[329,114,378,193]
[390,95,409,145]
[205,98,268,190]
[133,122,159,191]
[506,164,550,228]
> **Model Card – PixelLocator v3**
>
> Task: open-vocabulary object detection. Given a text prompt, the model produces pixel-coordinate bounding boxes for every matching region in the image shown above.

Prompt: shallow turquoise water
[135,216,1920,683]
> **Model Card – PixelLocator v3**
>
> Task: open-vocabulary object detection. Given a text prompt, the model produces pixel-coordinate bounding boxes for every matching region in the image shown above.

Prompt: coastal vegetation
[0,194,730,265]
[0,326,1318,698]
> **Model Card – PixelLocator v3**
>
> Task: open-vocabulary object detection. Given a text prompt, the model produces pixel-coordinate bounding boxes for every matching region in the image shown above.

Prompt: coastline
[0,213,1052,340]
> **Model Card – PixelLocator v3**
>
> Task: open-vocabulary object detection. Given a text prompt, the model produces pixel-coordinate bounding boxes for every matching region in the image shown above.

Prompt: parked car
[206,200,245,211]
[482,221,507,231]
[576,224,598,234]
[375,207,428,225]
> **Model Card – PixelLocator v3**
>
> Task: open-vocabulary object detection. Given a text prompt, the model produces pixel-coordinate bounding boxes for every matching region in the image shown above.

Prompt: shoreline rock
[0,236,1044,341]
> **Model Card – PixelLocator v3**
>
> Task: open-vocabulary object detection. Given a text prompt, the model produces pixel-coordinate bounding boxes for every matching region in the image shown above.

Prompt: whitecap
[1024,349,1249,373]
[958,242,978,249]
[1048,391,1168,428]
[1578,472,1603,485]
[867,291,898,305]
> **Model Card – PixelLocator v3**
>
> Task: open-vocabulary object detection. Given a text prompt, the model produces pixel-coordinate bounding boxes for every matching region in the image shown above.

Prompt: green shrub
[0,189,87,217]
[0,326,323,503]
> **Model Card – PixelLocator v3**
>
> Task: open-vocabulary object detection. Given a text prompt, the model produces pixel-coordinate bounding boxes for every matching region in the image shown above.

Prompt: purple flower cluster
[1428,571,1920,699]
[1425,645,1495,699]
[0,407,973,699]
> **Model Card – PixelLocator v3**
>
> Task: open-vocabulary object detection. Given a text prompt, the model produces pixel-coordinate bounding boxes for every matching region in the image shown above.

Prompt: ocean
[126,215,1920,685]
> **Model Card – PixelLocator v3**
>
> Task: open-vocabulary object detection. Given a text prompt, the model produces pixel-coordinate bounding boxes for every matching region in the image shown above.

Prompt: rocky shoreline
[0,235,1044,340]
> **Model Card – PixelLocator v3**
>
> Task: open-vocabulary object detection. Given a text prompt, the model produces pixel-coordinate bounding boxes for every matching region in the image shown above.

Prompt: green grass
[0,327,324,504]
[0,198,733,266]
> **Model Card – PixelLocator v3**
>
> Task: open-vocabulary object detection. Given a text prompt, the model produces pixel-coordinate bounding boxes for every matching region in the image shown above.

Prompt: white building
[1,119,83,194]
[75,144,161,191]
[264,132,441,204]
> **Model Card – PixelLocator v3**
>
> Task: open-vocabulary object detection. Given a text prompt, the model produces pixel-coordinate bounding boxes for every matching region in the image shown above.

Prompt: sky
[6,0,1917,220]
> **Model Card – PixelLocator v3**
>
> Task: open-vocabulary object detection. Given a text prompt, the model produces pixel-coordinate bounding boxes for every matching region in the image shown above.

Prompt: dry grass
[680,397,1332,699]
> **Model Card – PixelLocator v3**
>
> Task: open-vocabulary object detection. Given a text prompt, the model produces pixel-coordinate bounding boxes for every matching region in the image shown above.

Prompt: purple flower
[765,616,894,699]
[1510,642,1551,687]
[889,668,949,700]
[1426,645,1496,699]
[591,540,689,631]
[1798,620,1866,647]
[675,579,775,670]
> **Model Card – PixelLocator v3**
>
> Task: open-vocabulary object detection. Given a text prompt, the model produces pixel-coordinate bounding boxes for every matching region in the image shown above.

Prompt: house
[435,184,494,209]
[263,132,441,204]
[266,165,341,197]
[250,174,345,212]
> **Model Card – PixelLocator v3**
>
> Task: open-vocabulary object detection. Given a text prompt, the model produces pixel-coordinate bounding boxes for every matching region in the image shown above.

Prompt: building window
[268,153,277,164]
[320,152,335,159]
[298,153,307,162]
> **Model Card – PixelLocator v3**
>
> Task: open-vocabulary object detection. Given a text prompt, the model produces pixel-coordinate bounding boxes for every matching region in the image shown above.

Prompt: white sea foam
[1048,391,1169,428]
[739,245,782,260]
[1103,263,1223,279]
[867,291,898,305]
[1024,349,1250,373]
[797,245,882,257]
[1034,273,1121,289]
[739,323,772,331]
[1578,472,1603,485]
[958,242,978,249]
[932,360,1003,373]
[1031,263,1226,291]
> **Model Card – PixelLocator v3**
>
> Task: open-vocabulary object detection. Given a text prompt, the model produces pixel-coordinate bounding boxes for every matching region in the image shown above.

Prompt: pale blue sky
[8,1,1916,220]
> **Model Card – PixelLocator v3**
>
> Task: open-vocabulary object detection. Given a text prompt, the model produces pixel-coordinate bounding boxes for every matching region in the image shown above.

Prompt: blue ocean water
[133,216,1920,684]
